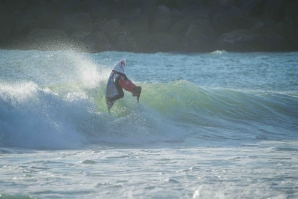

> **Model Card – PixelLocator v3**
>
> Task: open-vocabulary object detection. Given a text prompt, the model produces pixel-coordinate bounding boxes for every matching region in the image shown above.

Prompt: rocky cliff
[1,0,297,52]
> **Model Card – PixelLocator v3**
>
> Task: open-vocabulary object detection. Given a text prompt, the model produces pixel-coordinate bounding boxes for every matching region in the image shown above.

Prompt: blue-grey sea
[0,49,298,199]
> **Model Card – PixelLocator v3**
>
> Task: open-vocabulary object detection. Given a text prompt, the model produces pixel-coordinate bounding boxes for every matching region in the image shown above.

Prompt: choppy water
[0,49,298,198]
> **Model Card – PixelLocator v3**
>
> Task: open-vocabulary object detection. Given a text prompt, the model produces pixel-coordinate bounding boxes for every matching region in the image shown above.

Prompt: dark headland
[1,0,298,53]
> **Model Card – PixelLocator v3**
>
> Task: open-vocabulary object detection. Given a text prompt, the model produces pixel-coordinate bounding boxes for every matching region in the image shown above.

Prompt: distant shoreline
[1,0,298,53]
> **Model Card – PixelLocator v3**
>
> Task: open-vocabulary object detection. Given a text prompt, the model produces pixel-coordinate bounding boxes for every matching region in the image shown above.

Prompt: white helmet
[113,58,126,73]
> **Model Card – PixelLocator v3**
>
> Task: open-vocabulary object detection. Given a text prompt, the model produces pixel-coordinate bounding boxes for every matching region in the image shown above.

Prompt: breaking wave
[0,79,297,149]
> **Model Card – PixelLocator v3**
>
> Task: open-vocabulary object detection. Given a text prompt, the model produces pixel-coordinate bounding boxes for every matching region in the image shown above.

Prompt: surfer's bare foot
[106,98,112,103]
[106,98,114,105]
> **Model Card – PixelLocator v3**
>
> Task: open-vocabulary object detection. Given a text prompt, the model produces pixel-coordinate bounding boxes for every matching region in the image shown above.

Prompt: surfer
[106,59,142,110]
[108,66,126,101]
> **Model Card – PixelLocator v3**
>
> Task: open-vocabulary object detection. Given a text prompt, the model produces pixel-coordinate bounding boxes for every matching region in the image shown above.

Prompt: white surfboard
[105,72,118,111]
[105,59,126,112]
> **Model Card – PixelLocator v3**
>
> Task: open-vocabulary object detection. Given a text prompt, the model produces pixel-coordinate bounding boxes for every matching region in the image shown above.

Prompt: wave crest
[1,80,297,149]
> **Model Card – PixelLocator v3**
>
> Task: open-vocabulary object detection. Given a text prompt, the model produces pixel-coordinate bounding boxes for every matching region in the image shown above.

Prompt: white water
[0,49,298,198]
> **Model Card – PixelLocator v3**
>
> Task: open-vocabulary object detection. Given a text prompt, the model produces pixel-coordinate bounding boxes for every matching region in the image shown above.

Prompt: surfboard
[105,72,118,112]
[105,59,126,112]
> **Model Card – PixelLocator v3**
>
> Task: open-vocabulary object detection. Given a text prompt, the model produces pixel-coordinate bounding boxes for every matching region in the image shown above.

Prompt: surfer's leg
[107,76,124,101]
[114,76,124,99]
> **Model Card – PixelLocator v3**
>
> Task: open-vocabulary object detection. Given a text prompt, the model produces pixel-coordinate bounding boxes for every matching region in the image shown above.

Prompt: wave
[0,80,297,149]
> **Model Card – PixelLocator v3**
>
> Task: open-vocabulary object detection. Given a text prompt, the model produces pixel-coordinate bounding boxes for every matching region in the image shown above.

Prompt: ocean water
[0,49,298,199]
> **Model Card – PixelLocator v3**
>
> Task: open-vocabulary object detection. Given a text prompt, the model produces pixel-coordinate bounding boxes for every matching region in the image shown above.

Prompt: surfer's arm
[112,70,127,80]
[117,72,128,80]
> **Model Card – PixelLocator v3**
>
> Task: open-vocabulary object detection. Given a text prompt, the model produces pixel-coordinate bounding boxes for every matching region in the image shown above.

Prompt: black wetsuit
[108,72,127,101]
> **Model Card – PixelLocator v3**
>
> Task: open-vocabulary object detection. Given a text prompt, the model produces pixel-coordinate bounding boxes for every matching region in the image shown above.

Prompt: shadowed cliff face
[0,0,297,52]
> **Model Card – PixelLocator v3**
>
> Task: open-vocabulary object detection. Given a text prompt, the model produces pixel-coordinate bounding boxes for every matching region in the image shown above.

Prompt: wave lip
[1,79,298,149]
[140,80,298,141]
[0,81,184,149]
